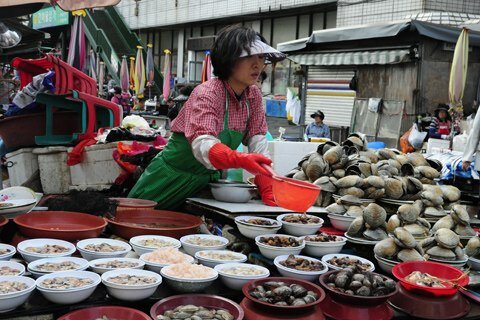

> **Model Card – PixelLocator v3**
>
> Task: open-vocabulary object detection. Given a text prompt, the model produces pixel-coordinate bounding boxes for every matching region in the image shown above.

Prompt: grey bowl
[161,275,217,293]
[210,185,257,203]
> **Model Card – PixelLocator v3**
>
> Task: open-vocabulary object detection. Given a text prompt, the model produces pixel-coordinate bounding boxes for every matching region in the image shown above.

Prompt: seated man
[306,110,330,139]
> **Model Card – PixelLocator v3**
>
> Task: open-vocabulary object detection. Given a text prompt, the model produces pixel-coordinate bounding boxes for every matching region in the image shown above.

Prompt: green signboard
[32,7,70,29]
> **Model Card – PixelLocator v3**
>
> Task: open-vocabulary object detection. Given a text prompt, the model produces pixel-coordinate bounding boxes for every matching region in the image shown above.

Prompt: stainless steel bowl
[210,184,257,203]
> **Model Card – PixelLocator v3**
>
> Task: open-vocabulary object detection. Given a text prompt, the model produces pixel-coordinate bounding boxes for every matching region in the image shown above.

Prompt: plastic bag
[122,115,150,129]
[400,126,414,154]
[408,123,428,149]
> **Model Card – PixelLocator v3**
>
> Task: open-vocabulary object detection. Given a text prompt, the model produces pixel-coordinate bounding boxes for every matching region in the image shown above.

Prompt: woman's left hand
[254,174,277,206]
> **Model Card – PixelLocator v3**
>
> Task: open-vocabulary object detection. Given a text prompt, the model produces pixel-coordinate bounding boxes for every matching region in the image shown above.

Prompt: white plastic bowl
[255,234,305,260]
[129,235,181,256]
[235,217,282,240]
[0,261,25,276]
[140,252,194,273]
[76,238,131,261]
[17,239,76,263]
[277,214,324,237]
[468,255,480,271]
[274,255,328,281]
[210,184,256,203]
[88,258,145,275]
[321,253,375,272]
[0,275,36,312]
[179,234,229,256]
[235,216,281,228]
[160,264,218,293]
[302,236,347,257]
[374,255,398,275]
[27,257,88,279]
[195,250,247,268]
[101,269,162,301]
[327,214,355,231]
[214,262,269,290]
[0,244,16,261]
[36,271,101,304]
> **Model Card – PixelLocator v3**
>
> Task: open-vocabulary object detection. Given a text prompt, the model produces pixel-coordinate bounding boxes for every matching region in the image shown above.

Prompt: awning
[288,49,412,66]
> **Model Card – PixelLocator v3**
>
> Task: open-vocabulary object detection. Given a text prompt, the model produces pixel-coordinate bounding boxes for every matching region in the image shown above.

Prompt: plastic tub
[367,141,386,150]
[58,306,151,320]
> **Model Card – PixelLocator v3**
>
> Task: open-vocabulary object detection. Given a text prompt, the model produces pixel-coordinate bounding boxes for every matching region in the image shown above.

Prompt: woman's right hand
[462,160,471,171]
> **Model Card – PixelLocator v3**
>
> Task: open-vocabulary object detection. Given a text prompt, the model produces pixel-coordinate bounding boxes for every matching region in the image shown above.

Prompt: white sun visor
[240,37,286,63]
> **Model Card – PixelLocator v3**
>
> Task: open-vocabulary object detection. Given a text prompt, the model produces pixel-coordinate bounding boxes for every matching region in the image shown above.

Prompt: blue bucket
[367,141,386,150]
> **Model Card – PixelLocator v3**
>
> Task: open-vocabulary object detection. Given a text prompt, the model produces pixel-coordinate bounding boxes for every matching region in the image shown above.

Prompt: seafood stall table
[185,198,328,221]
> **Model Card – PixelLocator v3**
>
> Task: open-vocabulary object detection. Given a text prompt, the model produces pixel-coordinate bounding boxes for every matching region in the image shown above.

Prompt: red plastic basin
[107,209,203,240]
[13,211,106,241]
[58,306,150,320]
[151,294,244,320]
[392,260,469,297]
[110,197,157,212]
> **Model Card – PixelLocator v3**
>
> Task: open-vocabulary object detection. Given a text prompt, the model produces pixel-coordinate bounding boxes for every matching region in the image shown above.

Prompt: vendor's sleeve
[183,91,222,143]
[192,135,220,170]
[247,135,270,158]
[463,111,480,162]
[245,87,268,141]
[324,125,331,139]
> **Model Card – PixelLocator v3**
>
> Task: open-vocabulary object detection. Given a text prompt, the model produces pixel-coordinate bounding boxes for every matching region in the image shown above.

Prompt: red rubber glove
[208,143,272,176]
[254,174,277,206]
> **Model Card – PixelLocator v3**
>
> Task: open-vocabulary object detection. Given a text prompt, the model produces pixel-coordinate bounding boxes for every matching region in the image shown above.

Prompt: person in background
[106,74,116,92]
[256,71,267,90]
[111,86,130,116]
[306,110,330,139]
[167,85,194,122]
[429,104,455,139]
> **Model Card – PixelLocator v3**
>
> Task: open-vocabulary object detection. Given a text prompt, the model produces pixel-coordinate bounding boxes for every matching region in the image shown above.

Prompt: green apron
[128,88,250,210]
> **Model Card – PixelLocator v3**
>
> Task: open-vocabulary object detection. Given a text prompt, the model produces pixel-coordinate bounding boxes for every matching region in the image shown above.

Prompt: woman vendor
[429,104,454,139]
[128,25,285,209]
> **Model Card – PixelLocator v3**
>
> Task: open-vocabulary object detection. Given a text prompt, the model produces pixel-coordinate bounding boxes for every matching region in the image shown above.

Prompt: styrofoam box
[68,142,123,188]
[5,148,38,186]
[33,146,71,195]
[426,138,451,154]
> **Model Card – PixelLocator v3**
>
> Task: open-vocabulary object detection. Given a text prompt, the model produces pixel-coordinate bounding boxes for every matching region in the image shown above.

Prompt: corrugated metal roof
[288,49,412,66]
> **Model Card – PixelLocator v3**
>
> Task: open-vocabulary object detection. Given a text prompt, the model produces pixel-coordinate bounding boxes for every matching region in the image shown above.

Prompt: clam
[393,227,417,249]
[385,178,404,199]
[454,246,466,260]
[451,204,470,226]
[364,176,385,189]
[434,228,460,249]
[376,148,397,160]
[426,246,456,261]
[344,135,364,150]
[374,238,398,259]
[419,237,436,251]
[358,163,372,177]
[403,223,429,238]
[346,217,365,237]
[335,175,364,189]
[317,141,339,156]
[388,159,402,171]
[333,169,346,179]
[441,185,461,203]
[345,164,362,176]
[413,200,424,214]
[395,154,410,166]
[407,153,428,167]
[365,188,385,199]
[286,168,301,178]
[465,237,480,257]
[326,203,347,215]
[386,215,401,233]
[363,203,387,229]
[424,206,446,217]
[323,146,344,165]
[416,218,431,230]
[397,204,420,223]
[338,195,363,206]
[398,248,424,262]
[406,177,423,195]
[314,176,337,193]
[306,154,329,181]
[454,224,477,237]
[363,228,388,241]
[359,150,378,163]
[426,158,443,172]
[430,215,455,233]
[420,177,434,185]
[338,187,365,198]
[293,171,308,181]
[414,166,441,180]
[421,191,444,207]
[346,206,364,218]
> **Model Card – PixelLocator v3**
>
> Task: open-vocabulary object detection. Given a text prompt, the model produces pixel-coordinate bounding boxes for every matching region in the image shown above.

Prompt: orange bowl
[271,177,320,212]
[58,306,150,320]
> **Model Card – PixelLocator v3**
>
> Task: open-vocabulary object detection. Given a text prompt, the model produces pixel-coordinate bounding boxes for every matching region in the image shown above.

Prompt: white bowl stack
[101,269,162,301]
[273,255,328,281]
[0,276,36,312]
[374,255,398,275]
[0,244,16,261]
[255,234,305,260]
[88,258,145,275]
[76,238,131,261]
[302,235,347,257]
[214,262,269,290]
[234,216,282,239]
[27,257,89,279]
[17,239,76,263]
[327,214,355,231]
[140,252,194,273]
[129,235,181,256]
[179,234,229,256]
[36,271,101,304]
[0,261,25,276]
[276,213,324,237]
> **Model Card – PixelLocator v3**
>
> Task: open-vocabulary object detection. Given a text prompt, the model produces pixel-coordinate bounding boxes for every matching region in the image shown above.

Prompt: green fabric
[128,87,249,210]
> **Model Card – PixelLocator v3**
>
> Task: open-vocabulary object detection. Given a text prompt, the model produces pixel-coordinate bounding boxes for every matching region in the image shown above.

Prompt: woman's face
[439,110,447,120]
[230,54,265,88]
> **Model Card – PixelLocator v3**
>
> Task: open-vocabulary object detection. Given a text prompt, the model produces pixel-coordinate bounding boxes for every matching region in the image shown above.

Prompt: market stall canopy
[0,0,120,14]
[278,20,480,66]
[0,18,49,60]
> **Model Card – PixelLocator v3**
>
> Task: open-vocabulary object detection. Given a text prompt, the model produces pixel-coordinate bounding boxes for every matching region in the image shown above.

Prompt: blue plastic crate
[266,99,287,118]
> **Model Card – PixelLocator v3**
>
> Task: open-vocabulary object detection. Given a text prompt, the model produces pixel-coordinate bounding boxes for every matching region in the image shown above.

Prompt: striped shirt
[171,78,267,143]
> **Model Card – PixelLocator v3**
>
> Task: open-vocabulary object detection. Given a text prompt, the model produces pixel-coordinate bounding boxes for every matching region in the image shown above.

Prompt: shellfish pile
[386,200,430,238]
[157,305,234,320]
[346,203,388,241]
[466,236,480,258]
[249,281,319,306]
[430,204,476,237]
[374,227,425,262]
[324,268,396,297]
[419,228,466,262]
[420,185,461,219]
[326,195,365,217]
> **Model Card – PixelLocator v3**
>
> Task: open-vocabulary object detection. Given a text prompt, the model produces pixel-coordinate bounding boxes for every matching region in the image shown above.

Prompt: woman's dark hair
[211,25,267,80]
[435,103,451,121]
[259,71,267,83]
[179,85,194,96]
[113,86,122,95]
